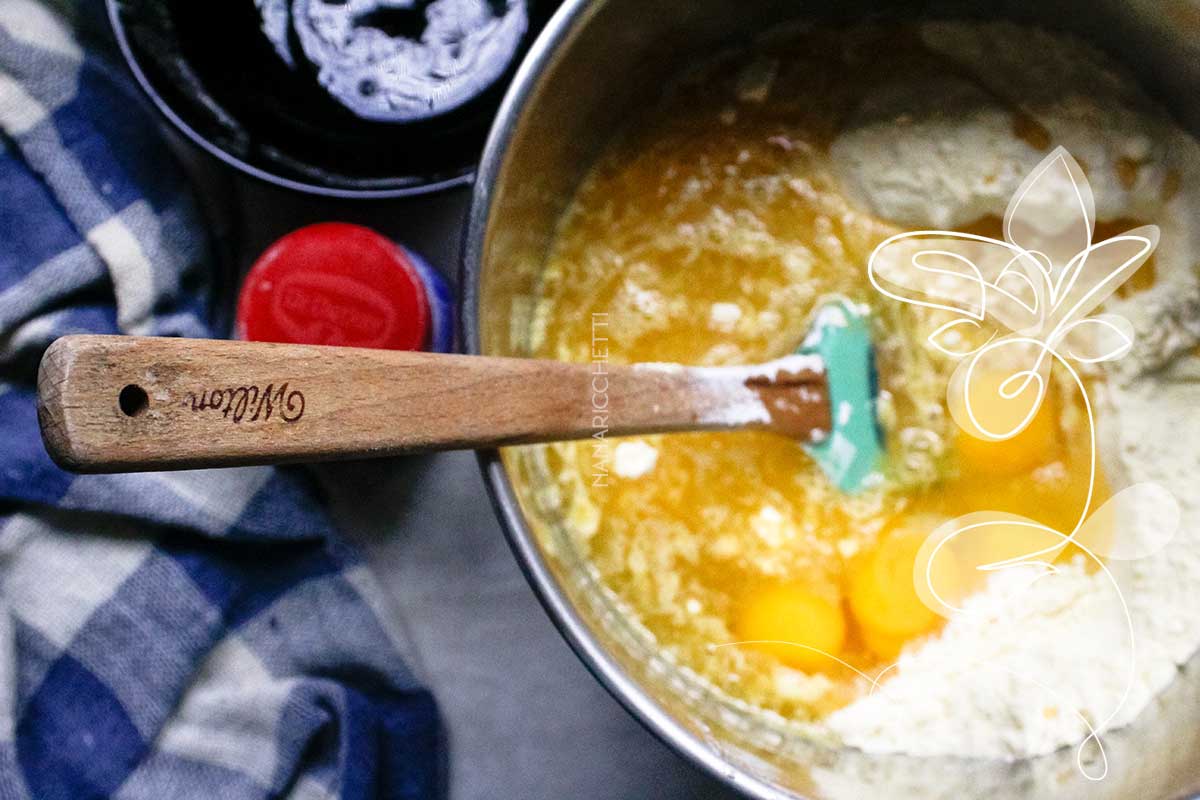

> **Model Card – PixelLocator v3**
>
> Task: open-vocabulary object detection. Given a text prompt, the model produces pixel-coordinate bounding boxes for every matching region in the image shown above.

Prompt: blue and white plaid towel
[0,2,444,798]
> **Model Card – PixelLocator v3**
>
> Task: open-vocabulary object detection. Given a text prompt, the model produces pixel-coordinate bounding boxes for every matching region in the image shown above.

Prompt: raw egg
[849,516,960,657]
[736,584,847,671]
[956,372,1060,476]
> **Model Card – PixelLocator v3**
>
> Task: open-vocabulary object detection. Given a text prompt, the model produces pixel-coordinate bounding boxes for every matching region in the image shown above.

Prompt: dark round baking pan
[107,0,554,198]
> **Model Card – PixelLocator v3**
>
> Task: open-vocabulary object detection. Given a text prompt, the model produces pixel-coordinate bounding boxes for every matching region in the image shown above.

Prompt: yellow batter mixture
[515,25,1139,721]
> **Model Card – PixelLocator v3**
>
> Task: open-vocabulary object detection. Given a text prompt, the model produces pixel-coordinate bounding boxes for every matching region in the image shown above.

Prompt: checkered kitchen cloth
[0,2,444,798]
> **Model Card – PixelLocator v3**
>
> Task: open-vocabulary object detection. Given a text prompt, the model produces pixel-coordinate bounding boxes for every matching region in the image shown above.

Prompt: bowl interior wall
[473,1,1200,796]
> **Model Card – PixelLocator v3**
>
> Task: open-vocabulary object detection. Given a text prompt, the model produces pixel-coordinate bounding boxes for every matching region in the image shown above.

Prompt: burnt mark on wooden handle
[182,382,305,423]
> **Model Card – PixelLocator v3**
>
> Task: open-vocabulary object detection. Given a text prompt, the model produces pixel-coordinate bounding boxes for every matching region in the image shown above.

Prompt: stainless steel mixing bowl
[462,1,1200,797]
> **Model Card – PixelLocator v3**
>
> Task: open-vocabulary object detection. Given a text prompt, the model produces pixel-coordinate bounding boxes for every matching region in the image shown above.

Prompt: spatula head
[798,299,883,493]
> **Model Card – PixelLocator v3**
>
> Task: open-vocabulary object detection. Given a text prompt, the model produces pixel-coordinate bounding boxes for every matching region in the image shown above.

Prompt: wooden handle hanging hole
[118,384,149,417]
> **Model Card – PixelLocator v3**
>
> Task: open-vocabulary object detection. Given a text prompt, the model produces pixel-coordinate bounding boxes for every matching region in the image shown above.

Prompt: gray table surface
[213,175,743,800]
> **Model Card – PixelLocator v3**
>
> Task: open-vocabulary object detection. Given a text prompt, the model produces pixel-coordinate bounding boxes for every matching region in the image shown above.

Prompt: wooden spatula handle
[37,335,829,473]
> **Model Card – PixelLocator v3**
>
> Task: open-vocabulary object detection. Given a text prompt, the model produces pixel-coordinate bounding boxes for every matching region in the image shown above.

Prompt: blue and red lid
[236,222,453,352]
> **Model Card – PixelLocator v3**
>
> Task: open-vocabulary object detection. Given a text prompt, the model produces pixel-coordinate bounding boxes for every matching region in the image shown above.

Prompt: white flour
[613,440,658,479]
[823,21,1200,760]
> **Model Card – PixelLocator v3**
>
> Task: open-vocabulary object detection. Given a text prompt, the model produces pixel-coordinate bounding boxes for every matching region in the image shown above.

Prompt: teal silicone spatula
[37,299,884,489]
[797,299,884,493]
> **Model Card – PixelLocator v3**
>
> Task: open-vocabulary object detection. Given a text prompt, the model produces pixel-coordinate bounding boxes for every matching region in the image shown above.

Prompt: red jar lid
[236,222,429,350]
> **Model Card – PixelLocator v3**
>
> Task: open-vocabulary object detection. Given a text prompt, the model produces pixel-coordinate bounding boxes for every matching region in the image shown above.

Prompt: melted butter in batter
[518,26,1135,721]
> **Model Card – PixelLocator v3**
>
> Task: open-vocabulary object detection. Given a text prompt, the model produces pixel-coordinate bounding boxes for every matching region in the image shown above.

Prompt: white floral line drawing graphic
[870,146,1183,779]
[715,148,1180,780]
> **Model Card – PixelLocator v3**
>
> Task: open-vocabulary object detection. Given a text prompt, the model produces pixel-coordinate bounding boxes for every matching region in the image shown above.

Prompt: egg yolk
[735,584,847,671]
[945,439,1111,560]
[857,624,910,662]
[957,513,1069,568]
[849,517,960,658]
[956,373,1060,477]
